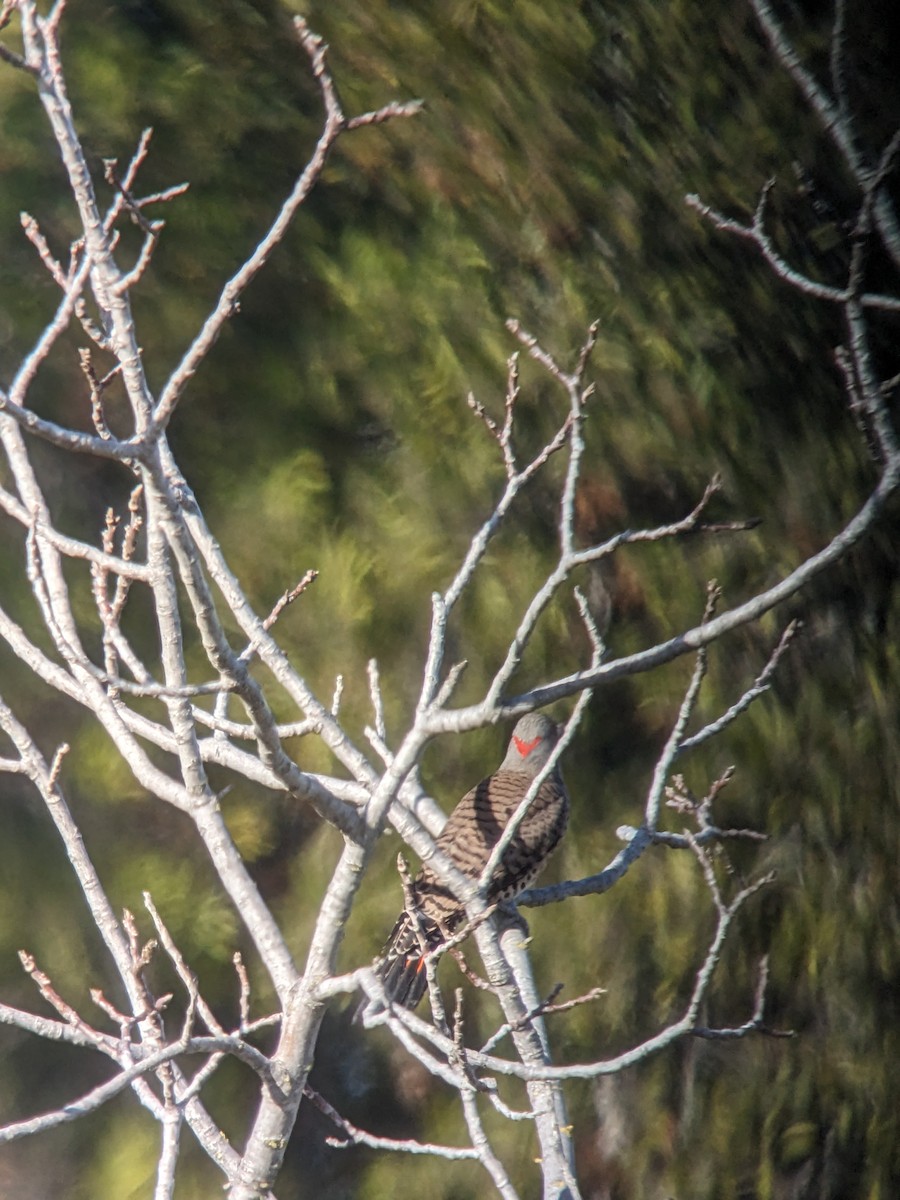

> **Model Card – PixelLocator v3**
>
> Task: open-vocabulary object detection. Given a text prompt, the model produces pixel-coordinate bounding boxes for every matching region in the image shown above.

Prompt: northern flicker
[360,713,569,1018]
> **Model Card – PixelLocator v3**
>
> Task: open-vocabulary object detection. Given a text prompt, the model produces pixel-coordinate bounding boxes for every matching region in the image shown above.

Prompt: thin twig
[303,1085,479,1159]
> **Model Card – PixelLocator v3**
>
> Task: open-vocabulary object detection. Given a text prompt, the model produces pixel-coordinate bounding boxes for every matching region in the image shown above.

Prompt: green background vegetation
[1,1,898,1197]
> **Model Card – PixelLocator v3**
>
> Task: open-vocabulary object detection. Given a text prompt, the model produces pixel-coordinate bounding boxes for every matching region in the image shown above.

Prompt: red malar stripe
[513,734,541,757]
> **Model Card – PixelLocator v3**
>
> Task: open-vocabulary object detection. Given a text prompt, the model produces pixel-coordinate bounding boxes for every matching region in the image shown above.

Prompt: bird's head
[500,712,561,774]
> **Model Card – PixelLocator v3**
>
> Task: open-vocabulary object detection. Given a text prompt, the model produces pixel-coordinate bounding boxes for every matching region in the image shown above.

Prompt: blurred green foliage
[1,1,898,1197]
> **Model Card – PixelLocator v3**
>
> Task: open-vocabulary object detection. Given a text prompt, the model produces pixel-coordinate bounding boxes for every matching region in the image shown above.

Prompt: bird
[359,712,569,1019]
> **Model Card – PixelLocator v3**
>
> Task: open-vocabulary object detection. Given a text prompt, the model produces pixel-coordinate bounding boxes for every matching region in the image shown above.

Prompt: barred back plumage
[358,714,569,1018]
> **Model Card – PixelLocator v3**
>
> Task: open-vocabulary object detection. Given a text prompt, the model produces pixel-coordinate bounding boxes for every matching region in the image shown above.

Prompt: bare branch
[260,569,319,632]
[367,657,387,745]
[151,17,421,431]
[685,190,900,312]
[749,0,900,269]
[679,619,800,752]
[480,984,607,1055]
[303,1085,480,1159]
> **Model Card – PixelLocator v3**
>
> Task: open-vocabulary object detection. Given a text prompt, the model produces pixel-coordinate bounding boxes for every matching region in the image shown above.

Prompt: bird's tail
[356,910,445,1023]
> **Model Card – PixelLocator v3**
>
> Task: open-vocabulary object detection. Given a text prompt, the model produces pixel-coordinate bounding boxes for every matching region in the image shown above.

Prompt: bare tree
[1,2,897,1198]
